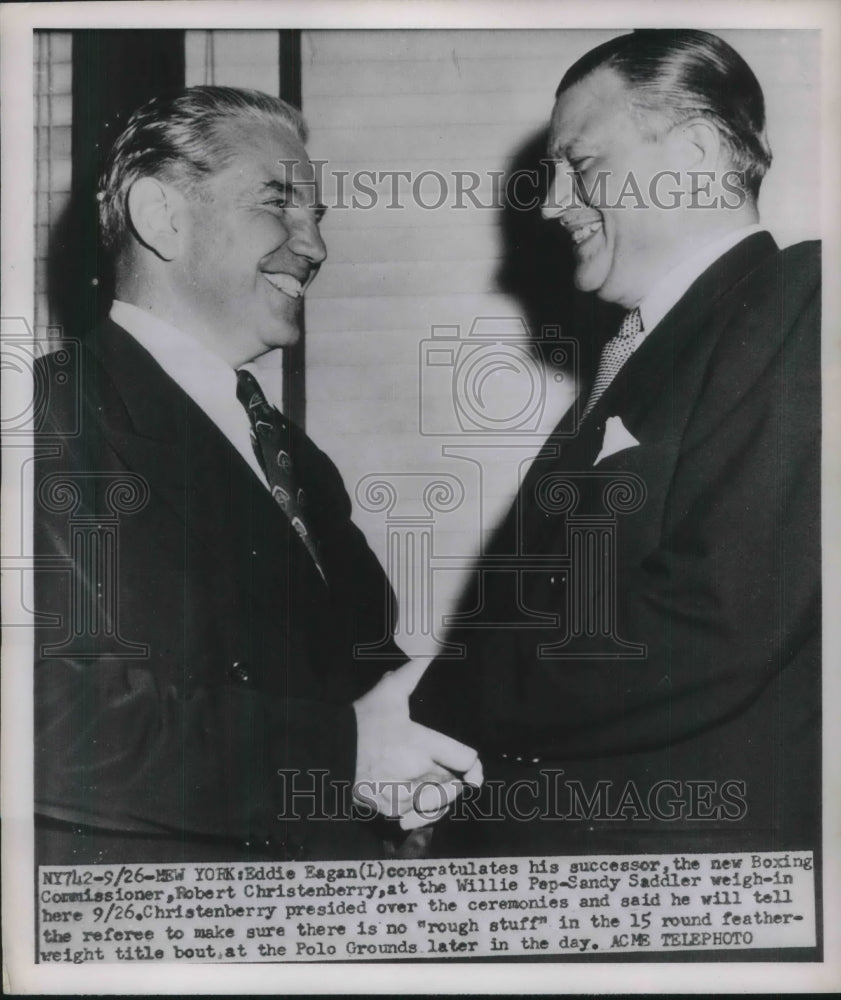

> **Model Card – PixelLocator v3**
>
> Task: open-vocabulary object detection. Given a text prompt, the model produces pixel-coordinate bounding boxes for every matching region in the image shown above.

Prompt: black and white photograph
[2,0,839,993]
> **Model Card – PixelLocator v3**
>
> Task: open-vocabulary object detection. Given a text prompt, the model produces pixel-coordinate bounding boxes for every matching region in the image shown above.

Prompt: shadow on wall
[47,160,115,340]
[46,30,186,340]
[428,129,624,636]
[496,126,621,387]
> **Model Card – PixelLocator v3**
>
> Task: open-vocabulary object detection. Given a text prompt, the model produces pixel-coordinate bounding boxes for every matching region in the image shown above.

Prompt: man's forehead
[549,67,631,151]
[218,120,314,175]
[210,126,318,199]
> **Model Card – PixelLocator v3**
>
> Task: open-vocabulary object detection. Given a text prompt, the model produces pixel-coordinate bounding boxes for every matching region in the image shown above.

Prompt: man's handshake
[353,658,483,830]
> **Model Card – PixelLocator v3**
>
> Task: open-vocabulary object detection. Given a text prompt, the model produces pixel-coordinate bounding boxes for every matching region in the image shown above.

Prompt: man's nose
[541,161,577,220]
[288,211,328,265]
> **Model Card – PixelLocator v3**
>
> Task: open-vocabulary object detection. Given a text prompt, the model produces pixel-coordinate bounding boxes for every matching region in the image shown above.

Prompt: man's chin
[252,318,302,353]
[264,303,304,349]
[573,262,610,297]
[270,328,302,350]
[570,236,611,290]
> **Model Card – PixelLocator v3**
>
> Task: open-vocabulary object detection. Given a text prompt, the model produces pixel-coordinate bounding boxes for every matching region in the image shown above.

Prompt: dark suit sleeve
[291,423,408,696]
[412,252,820,761]
[35,653,358,845]
[34,494,360,844]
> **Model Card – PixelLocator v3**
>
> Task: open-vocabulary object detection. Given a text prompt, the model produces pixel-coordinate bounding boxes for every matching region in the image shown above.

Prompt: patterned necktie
[581,306,643,419]
[236,369,325,579]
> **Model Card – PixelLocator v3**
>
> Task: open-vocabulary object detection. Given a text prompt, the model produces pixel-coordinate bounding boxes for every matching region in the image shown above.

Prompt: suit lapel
[588,231,780,437]
[85,321,327,613]
[516,232,781,554]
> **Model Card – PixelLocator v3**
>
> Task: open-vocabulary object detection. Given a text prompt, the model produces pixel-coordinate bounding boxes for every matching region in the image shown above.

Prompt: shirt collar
[110,299,234,384]
[109,300,270,488]
[636,223,766,337]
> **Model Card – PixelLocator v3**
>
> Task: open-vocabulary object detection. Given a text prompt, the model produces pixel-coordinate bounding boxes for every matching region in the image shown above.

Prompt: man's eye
[266,199,325,222]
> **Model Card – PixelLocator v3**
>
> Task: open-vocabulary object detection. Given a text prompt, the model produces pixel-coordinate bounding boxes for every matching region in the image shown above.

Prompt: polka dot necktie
[581,306,643,419]
[236,369,325,579]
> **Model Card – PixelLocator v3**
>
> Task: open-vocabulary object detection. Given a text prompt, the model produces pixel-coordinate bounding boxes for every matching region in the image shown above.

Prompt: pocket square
[594,416,640,465]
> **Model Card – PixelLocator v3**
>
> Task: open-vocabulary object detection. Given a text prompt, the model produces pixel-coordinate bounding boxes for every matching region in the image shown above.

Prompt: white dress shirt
[630,223,766,349]
[109,300,270,490]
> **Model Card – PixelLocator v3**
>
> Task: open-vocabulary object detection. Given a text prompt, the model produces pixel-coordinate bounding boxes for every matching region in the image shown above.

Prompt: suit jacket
[412,233,821,857]
[34,319,406,864]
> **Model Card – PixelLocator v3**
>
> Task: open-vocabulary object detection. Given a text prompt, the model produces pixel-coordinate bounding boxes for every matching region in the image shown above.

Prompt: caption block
[37,850,815,962]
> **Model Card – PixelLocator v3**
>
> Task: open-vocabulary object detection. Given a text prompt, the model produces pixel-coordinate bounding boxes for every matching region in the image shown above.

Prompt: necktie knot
[617,306,642,340]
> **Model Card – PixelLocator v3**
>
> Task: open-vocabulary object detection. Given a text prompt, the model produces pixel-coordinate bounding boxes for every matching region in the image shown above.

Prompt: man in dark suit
[34,86,479,864]
[412,30,820,858]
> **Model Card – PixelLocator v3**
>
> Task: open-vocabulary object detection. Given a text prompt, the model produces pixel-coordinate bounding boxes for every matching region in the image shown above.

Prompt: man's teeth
[263,273,304,298]
[569,221,601,245]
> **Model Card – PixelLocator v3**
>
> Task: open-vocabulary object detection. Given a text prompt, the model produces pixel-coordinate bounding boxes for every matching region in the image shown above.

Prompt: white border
[2,1,839,994]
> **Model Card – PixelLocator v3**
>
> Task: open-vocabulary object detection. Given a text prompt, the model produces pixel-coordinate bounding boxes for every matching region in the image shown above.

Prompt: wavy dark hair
[557,30,772,197]
[98,85,307,252]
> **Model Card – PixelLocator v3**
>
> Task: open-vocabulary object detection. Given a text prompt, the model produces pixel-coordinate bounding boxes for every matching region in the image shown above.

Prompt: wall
[185,29,279,92]
[34,32,72,336]
[302,30,592,654]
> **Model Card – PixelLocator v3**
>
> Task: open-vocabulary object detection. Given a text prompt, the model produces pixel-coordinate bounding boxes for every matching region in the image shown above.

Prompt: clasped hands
[353,657,483,830]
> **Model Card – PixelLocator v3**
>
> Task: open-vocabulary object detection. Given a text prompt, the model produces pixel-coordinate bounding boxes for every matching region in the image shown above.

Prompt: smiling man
[34,86,479,865]
[540,33,769,311]
[412,30,821,861]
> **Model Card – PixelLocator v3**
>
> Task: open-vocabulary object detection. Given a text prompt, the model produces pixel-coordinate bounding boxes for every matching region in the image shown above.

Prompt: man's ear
[670,117,723,172]
[126,177,186,261]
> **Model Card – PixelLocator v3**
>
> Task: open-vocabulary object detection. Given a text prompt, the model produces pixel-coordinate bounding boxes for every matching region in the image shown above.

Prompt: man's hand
[353,658,483,829]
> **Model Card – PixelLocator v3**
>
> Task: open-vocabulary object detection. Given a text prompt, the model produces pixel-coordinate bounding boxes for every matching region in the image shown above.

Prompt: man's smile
[262,271,307,299]
[567,219,603,246]
[552,208,604,248]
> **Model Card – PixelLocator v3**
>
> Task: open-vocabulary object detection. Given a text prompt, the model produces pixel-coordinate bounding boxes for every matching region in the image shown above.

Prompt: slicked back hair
[557,30,772,197]
[98,85,307,253]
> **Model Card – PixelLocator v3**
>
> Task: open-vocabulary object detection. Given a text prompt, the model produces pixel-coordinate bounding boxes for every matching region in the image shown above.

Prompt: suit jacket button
[230,661,250,683]
[514,755,523,763]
